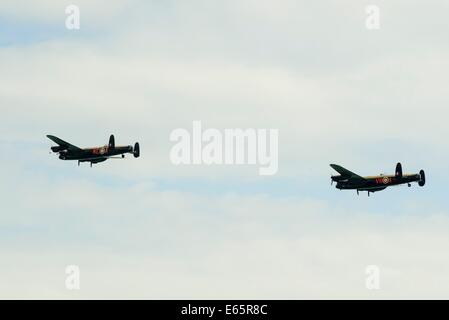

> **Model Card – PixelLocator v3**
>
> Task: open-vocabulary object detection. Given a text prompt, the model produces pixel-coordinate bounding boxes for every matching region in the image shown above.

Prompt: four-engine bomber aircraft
[47,134,140,167]
[330,162,425,196]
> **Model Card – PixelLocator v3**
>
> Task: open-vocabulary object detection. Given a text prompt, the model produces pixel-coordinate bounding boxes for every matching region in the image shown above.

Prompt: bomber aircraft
[47,134,140,167]
[330,162,425,196]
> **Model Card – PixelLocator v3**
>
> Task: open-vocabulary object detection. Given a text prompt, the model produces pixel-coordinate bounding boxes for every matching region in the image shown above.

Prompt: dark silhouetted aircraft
[47,134,140,167]
[330,162,425,196]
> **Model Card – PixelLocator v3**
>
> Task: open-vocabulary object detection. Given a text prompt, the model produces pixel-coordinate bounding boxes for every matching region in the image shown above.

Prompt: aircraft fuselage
[335,173,420,192]
[59,145,133,162]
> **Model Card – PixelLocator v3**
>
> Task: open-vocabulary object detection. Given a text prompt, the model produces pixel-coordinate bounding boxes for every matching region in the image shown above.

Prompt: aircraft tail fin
[419,170,426,186]
[109,134,115,149]
[395,162,403,178]
[133,142,140,158]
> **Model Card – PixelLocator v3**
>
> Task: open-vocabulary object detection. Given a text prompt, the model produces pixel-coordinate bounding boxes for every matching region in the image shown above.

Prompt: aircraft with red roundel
[330,163,425,196]
[47,134,140,167]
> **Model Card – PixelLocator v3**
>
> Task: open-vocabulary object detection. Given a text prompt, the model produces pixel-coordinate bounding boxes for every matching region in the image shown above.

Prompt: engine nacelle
[331,175,346,182]
[51,146,65,153]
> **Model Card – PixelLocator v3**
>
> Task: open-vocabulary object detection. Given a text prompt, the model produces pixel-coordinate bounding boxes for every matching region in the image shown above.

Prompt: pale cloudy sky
[1,0,449,299]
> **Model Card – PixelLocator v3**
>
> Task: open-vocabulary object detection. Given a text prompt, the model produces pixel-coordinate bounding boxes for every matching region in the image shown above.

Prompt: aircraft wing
[46,135,83,151]
[330,164,366,182]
